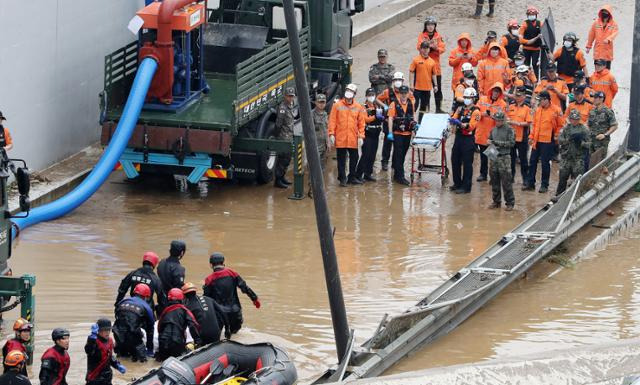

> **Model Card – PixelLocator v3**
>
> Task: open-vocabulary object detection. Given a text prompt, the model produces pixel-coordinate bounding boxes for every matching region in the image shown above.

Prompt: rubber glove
[448,118,462,127]
[413,123,420,132]
[387,132,394,141]
[383,104,389,112]
[567,93,575,102]
[330,135,335,146]
[185,343,195,351]
[253,299,261,309]
[116,363,126,374]
[146,349,155,358]
[358,138,364,147]
[89,324,99,340]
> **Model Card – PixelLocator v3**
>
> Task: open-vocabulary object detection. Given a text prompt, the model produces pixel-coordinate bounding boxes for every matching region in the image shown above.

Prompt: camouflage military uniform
[368,63,395,95]
[488,122,515,207]
[313,108,328,161]
[275,100,297,179]
[588,104,617,156]
[556,121,590,196]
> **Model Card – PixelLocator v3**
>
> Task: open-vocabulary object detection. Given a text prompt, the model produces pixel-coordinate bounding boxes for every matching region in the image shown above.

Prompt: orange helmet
[526,6,539,15]
[507,19,520,29]
[181,282,197,295]
[4,350,26,367]
[13,318,32,332]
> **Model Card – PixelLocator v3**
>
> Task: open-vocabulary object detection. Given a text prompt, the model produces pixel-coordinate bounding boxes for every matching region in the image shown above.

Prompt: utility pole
[627,0,640,151]
[282,0,351,362]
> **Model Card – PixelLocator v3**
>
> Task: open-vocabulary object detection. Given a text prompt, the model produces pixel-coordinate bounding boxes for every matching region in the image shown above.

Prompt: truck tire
[257,151,276,184]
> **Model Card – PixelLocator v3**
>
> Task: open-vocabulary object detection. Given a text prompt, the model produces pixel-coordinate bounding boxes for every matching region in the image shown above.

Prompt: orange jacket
[519,19,544,51]
[448,33,478,90]
[586,5,619,61]
[529,104,564,147]
[0,127,12,147]
[552,47,587,83]
[376,88,416,107]
[589,69,618,107]
[506,102,532,142]
[416,31,446,75]
[328,99,366,149]
[564,100,593,124]
[477,44,510,95]
[534,78,569,110]
[475,83,507,145]
[475,43,508,62]
[453,106,481,135]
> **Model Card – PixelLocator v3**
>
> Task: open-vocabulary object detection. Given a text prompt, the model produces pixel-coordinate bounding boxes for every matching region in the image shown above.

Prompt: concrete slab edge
[352,0,444,47]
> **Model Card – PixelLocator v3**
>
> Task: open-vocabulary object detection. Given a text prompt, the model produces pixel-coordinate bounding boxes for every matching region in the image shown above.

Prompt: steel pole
[282,0,350,362]
[628,0,640,151]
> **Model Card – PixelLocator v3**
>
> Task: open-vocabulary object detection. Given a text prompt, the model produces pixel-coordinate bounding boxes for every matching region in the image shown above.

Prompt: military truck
[100,0,363,186]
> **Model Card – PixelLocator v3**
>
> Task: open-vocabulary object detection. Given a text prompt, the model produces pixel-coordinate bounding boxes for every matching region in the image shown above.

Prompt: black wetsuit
[115,264,166,315]
[203,267,258,334]
[184,294,230,344]
[156,301,201,360]
[113,297,154,362]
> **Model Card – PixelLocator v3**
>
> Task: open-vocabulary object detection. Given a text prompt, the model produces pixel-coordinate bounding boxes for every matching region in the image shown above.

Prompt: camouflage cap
[492,111,506,120]
[569,109,581,120]
[285,87,296,96]
[316,93,327,102]
[377,48,388,57]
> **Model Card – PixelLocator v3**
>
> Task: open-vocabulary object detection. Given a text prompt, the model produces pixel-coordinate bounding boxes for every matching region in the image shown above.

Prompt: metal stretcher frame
[409,113,450,185]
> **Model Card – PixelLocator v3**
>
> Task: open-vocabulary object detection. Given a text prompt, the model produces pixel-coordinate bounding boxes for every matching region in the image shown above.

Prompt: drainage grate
[430,272,498,305]
[479,238,539,271]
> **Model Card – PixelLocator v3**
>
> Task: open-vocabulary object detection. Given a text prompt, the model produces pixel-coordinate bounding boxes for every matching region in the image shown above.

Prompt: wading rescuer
[203,253,260,334]
[39,328,70,385]
[85,319,126,385]
[0,112,13,152]
[274,87,297,189]
[450,87,481,194]
[387,85,418,186]
[113,284,155,362]
[2,319,31,375]
[487,111,515,210]
[328,83,366,186]
[115,251,165,316]
[182,283,231,344]
[354,88,385,182]
[157,241,186,298]
[555,110,590,197]
[0,351,30,385]
[156,288,200,361]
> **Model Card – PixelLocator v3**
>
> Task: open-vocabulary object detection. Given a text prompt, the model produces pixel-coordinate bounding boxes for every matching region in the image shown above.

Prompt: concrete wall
[0,0,143,171]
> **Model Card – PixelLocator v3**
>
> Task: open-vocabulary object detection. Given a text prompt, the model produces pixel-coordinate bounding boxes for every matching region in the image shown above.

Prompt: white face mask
[366,96,375,103]
[344,91,355,99]
[515,60,525,66]
[393,80,403,88]
[510,29,519,36]
[528,15,537,21]
[464,98,473,106]
[563,41,573,48]
[464,79,474,86]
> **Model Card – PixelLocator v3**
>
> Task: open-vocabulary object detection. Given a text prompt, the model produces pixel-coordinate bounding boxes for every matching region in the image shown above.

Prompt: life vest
[556,47,580,78]
[458,106,478,136]
[503,34,520,59]
[0,126,6,148]
[392,100,414,132]
[522,20,542,49]
[41,347,70,385]
[86,338,114,381]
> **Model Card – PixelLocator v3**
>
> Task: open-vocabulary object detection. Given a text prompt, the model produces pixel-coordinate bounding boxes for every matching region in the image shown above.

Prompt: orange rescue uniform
[376,87,416,106]
[534,78,569,110]
[586,5,619,62]
[416,31,446,75]
[409,55,436,91]
[552,47,587,84]
[564,100,593,124]
[529,104,564,148]
[477,44,510,95]
[388,100,414,136]
[506,103,533,142]
[475,90,507,145]
[448,33,478,90]
[328,99,366,148]
[589,69,618,108]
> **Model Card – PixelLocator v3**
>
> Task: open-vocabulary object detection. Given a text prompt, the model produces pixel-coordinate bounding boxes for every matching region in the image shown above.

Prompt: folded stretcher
[410,113,450,185]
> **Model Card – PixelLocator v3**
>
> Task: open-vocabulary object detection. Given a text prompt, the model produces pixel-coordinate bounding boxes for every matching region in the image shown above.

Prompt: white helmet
[463,87,477,98]
[392,71,405,81]
[461,62,473,72]
[516,65,529,73]
[345,83,358,93]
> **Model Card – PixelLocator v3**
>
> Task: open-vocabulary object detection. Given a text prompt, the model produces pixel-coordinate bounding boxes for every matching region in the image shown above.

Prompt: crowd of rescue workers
[272,4,618,211]
[0,3,621,385]
[0,242,259,385]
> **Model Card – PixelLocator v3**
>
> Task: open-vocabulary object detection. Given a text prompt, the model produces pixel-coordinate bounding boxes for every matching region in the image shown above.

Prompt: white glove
[330,135,335,146]
[358,138,363,147]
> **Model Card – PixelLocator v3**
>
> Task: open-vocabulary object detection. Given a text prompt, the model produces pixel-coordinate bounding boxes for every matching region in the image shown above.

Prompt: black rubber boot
[472,3,483,18]
[274,178,288,189]
[486,2,495,17]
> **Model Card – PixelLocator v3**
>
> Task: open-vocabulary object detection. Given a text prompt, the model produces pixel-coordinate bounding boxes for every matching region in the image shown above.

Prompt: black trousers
[527,142,554,188]
[356,128,381,178]
[414,90,431,119]
[392,134,411,180]
[523,49,540,79]
[337,148,359,182]
[382,123,393,164]
[510,139,529,182]
[477,144,488,178]
[451,135,475,191]
[434,75,443,111]
[275,153,291,179]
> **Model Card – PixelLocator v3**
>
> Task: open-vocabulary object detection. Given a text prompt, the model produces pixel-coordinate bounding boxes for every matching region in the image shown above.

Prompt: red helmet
[133,283,151,298]
[168,288,184,301]
[526,6,539,15]
[142,251,159,268]
[507,19,520,29]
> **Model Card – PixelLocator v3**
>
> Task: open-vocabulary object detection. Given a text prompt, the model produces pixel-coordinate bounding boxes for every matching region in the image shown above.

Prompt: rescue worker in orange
[523,91,564,193]
[534,63,569,112]
[355,88,385,182]
[475,31,508,62]
[0,112,14,152]
[416,16,446,113]
[450,87,481,193]
[475,82,507,182]
[519,6,544,79]
[501,20,522,62]
[565,84,593,124]
[506,65,536,105]
[387,85,418,186]
[571,70,594,103]
[552,32,588,91]
[2,319,31,376]
[589,58,618,108]
[452,64,478,113]
[409,42,438,120]
[477,43,510,97]
[586,5,618,69]
[506,87,532,184]
[328,83,366,187]
[448,33,478,91]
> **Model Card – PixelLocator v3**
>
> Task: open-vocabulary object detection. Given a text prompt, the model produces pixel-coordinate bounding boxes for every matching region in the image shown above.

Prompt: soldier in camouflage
[587,91,617,166]
[368,49,396,95]
[488,111,515,210]
[555,109,591,197]
[308,94,329,198]
[274,87,298,189]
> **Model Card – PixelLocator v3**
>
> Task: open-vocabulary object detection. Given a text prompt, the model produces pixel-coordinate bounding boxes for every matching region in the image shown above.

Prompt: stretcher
[410,113,450,185]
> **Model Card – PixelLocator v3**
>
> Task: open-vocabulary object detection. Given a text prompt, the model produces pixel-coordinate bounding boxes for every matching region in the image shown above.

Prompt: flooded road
[5,0,638,383]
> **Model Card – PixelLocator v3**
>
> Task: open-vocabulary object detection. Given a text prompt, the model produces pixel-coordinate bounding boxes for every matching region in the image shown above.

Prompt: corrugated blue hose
[11,58,158,239]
